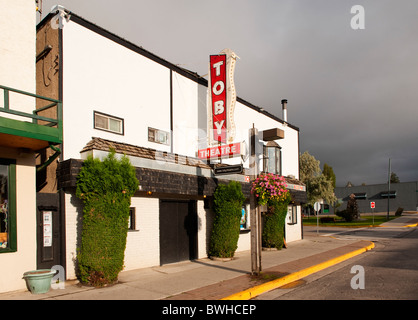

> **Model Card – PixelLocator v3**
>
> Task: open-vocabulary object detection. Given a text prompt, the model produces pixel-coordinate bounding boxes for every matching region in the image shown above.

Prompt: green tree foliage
[299,151,336,206]
[299,151,321,182]
[322,163,336,188]
[76,150,139,286]
[390,172,400,183]
[209,181,245,258]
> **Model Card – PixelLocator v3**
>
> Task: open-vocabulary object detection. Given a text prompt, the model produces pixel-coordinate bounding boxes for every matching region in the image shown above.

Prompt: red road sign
[370,202,376,209]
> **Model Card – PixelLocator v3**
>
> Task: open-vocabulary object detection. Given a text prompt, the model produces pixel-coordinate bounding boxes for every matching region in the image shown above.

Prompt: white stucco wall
[124,197,160,270]
[0,0,39,294]
[61,19,300,181]
[285,205,303,243]
[62,20,171,160]
[0,0,36,116]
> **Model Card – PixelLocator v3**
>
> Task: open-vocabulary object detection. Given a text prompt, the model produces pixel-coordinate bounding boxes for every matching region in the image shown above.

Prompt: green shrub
[336,209,354,222]
[262,199,289,249]
[209,181,245,258]
[76,150,139,286]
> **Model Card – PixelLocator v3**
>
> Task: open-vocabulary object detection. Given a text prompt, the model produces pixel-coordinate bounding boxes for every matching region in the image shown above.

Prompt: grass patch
[250,271,287,283]
[303,215,397,227]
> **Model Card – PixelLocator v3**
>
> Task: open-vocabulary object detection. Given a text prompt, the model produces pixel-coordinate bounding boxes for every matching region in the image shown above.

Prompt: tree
[299,151,336,206]
[299,151,321,182]
[390,172,400,183]
[322,163,336,189]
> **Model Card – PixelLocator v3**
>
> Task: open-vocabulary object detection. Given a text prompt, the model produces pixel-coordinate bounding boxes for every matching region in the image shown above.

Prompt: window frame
[128,207,138,231]
[148,127,170,146]
[263,143,282,175]
[0,159,17,253]
[287,205,298,225]
[93,111,124,135]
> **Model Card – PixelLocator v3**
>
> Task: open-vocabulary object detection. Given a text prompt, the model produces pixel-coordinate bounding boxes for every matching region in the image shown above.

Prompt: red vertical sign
[210,54,227,144]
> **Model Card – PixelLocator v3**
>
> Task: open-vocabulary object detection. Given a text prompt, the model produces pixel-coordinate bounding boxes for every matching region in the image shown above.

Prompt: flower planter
[209,256,234,262]
[23,269,56,294]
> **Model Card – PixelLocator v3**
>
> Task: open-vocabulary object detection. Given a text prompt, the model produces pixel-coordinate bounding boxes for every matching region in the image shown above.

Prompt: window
[287,205,297,225]
[128,207,137,231]
[148,127,170,145]
[354,193,367,200]
[94,111,124,135]
[380,191,396,198]
[0,159,16,253]
[240,205,249,230]
[263,142,282,175]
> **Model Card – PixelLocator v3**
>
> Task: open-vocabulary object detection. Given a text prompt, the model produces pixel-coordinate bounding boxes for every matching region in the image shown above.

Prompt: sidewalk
[3,213,413,300]
[1,234,373,300]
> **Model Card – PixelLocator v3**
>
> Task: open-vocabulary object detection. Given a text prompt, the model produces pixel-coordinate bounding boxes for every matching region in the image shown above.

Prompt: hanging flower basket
[251,173,291,206]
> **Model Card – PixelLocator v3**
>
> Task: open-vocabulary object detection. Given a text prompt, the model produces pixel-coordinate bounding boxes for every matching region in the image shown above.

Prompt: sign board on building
[207,49,239,146]
[214,164,243,175]
[43,211,52,247]
[198,142,242,160]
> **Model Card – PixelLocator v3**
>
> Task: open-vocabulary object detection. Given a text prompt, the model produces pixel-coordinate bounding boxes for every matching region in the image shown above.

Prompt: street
[257,216,418,300]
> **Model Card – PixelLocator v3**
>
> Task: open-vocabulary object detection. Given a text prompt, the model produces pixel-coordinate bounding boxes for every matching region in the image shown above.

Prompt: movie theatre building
[37,8,307,280]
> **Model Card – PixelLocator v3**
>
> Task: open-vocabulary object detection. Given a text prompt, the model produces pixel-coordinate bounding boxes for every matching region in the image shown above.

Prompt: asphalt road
[256,223,418,300]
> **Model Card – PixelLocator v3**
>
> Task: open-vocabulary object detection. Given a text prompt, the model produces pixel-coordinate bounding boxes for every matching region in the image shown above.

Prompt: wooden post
[249,125,261,275]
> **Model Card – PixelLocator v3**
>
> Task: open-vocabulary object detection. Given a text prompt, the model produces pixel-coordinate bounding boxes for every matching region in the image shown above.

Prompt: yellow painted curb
[221,242,375,300]
[404,223,418,228]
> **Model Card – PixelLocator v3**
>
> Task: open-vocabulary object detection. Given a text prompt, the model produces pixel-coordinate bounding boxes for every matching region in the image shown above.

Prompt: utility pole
[249,125,261,275]
[387,158,391,220]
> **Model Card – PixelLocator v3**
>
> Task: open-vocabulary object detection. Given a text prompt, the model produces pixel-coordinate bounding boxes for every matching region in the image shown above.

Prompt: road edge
[221,241,375,300]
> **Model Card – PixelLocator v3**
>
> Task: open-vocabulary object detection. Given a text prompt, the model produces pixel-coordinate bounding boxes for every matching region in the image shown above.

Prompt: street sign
[370,202,376,209]
[213,164,243,175]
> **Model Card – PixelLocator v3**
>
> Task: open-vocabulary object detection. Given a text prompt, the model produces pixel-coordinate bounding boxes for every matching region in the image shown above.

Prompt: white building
[37,7,306,281]
[0,0,62,293]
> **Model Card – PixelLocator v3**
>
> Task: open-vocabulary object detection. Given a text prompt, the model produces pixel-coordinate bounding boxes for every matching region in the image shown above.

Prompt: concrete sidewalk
[1,234,373,300]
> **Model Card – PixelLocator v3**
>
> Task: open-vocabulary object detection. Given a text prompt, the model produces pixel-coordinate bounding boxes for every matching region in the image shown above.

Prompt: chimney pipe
[281,99,288,122]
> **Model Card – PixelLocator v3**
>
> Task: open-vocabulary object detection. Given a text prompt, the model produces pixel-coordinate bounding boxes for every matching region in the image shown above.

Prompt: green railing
[0,84,62,143]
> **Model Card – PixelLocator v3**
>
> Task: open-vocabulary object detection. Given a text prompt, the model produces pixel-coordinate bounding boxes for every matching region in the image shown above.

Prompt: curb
[221,241,375,300]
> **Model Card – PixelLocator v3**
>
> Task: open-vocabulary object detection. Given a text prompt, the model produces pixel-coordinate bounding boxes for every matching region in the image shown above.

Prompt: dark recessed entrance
[36,192,64,270]
[159,200,197,265]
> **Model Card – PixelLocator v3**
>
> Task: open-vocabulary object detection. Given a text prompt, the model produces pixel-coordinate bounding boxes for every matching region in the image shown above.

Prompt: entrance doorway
[36,193,63,270]
[159,200,197,265]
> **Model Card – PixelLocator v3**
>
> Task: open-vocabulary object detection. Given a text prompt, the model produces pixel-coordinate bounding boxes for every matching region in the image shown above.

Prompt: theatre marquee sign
[207,49,239,146]
[198,142,242,160]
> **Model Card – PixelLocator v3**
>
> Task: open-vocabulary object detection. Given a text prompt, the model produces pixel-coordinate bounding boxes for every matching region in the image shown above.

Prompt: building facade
[0,0,62,293]
[36,7,307,281]
[332,182,418,215]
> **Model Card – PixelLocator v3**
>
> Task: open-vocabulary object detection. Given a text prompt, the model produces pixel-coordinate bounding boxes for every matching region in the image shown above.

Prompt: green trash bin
[23,269,56,294]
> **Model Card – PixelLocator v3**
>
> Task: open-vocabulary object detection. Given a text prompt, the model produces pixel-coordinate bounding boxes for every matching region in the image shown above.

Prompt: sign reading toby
[208,49,239,145]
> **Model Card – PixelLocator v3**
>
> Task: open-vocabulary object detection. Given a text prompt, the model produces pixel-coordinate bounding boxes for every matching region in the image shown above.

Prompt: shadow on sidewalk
[190,259,248,275]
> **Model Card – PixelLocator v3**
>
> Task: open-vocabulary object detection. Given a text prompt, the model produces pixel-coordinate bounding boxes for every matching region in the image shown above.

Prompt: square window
[148,127,170,146]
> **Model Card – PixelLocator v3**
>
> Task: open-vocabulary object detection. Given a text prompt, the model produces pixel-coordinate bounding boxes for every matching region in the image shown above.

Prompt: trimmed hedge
[262,199,289,249]
[209,181,245,258]
[76,151,139,286]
